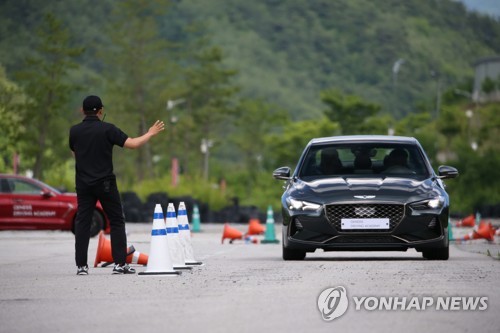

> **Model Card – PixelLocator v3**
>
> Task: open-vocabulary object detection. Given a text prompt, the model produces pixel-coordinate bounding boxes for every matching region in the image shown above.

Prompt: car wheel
[422,227,449,260]
[422,244,449,260]
[90,210,105,238]
[282,243,306,261]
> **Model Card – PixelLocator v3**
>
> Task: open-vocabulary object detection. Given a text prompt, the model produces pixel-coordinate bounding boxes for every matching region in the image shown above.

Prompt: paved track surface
[0,223,498,333]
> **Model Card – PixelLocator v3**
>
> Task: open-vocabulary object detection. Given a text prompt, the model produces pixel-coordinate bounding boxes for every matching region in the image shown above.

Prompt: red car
[0,174,110,237]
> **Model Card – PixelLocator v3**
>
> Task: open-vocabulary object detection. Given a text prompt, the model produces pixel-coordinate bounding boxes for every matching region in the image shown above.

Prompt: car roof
[0,174,26,178]
[0,174,62,193]
[308,135,418,145]
[0,174,34,180]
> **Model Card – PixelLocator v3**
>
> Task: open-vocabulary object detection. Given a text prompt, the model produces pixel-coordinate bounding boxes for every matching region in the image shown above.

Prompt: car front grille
[325,203,404,232]
[328,236,404,243]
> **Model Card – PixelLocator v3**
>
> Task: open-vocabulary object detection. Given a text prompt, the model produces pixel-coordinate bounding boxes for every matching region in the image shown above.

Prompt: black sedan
[273,135,458,260]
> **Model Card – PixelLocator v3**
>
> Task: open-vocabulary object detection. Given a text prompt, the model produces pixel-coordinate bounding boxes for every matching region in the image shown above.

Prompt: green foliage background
[0,0,500,216]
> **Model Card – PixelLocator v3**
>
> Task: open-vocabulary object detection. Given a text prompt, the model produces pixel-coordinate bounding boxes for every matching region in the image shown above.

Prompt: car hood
[288,176,442,204]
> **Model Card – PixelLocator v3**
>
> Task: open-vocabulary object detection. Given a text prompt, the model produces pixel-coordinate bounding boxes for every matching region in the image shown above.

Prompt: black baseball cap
[82,95,104,112]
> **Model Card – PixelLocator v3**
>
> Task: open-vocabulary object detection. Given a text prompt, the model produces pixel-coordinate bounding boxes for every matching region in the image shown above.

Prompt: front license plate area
[341,218,390,230]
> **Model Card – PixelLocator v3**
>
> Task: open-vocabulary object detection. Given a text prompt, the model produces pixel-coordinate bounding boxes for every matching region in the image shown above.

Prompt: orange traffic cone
[479,222,495,242]
[246,218,265,236]
[127,246,148,266]
[94,231,145,267]
[221,223,243,244]
[94,231,113,267]
[456,214,475,227]
[462,222,495,242]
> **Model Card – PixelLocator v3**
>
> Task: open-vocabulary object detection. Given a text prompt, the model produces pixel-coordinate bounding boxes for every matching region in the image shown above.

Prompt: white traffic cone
[166,203,192,270]
[138,204,180,276]
[177,202,203,266]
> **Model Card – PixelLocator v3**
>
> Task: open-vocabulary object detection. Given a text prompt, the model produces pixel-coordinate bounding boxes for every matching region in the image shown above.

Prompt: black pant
[74,179,127,267]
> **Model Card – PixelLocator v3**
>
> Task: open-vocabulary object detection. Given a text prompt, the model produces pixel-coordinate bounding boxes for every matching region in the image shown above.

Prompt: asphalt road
[0,223,498,333]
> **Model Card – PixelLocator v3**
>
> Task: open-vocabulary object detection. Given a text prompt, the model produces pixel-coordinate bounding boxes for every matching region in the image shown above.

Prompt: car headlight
[410,195,445,215]
[287,198,322,212]
[427,196,445,209]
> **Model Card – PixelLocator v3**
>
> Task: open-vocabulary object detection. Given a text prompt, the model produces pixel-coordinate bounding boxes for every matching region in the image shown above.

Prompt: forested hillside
[167,0,500,118]
[1,0,500,214]
[1,0,499,118]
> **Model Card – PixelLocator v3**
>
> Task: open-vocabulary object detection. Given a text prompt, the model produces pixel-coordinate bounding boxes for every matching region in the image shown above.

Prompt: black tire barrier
[121,191,278,224]
[121,191,144,223]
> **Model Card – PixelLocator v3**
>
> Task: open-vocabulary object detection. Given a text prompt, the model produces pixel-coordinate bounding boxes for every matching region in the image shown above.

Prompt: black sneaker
[77,265,89,275]
[112,263,136,274]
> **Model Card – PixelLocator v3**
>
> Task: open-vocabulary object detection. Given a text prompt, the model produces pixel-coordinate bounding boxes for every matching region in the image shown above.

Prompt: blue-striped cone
[138,204,180,276]
[178,202,203,266]
[192,204,201,232]
[261,205,280,244]
[166,203,192,270]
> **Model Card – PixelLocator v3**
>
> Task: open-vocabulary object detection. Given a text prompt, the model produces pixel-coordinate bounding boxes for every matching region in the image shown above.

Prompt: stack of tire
[169,196,209,223]
[477,204,500,218]
[143,192,169,222]
[121,191,144,222]
[211,204,265,224]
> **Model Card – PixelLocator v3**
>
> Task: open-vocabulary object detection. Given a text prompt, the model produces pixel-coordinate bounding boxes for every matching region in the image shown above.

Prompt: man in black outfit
[69,95,164,275]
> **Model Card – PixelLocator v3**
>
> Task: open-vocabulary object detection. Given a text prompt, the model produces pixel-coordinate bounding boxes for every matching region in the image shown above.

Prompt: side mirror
[438,165,459,179]
[41,188,53,198]
[273,166,291,180]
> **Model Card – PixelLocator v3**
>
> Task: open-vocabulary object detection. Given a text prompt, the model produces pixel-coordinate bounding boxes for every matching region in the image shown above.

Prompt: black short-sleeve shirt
[69,116,128,189]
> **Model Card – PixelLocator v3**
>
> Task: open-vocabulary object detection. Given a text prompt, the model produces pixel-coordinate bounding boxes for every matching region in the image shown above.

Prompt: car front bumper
[282,203,448,252]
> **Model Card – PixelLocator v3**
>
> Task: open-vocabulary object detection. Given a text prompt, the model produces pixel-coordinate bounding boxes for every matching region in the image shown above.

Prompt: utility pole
[200,138,213,181]
[392,58,405,117]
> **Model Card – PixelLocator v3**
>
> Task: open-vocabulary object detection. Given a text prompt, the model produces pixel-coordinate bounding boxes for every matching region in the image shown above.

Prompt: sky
[457,0,500,18]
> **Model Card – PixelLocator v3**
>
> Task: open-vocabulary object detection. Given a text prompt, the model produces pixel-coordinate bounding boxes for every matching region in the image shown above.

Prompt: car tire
[282,243,306,261]
[90,210,105,238]
[422,244,449,260]
[422,227,449,260]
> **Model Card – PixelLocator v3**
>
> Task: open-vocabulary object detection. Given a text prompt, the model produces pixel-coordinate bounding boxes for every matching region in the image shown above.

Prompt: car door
[0,178,15,228]
[4,177,66,229]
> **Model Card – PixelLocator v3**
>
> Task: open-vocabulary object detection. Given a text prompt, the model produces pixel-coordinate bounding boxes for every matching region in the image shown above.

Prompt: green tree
[481,77,496,94]
[268,118,339,168]
[0,65,27,172]
[359,114,396,135]
[15,13,83,179]
[181,46,239,179]
[447,144,500,213]
[230,99,287,180]
[103,0,175,183]
[394,111,441,160]
[436,106,462,156]
[475,103,500,153]
[321,89,381,135]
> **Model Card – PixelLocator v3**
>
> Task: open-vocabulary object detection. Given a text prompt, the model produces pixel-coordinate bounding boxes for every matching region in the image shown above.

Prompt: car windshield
[0,177,62,195]
[32,178,61,194]
[297,143,431,181]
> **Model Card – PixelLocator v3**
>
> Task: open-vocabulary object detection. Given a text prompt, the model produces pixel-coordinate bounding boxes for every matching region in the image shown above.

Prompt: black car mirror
[438,165,459,179]
[273,167,291,180]
[41,188,53,198]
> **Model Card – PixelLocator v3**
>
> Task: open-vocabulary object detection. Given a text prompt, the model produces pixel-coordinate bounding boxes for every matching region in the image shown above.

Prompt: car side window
[10,179,42,194]
[0,179,13,193]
